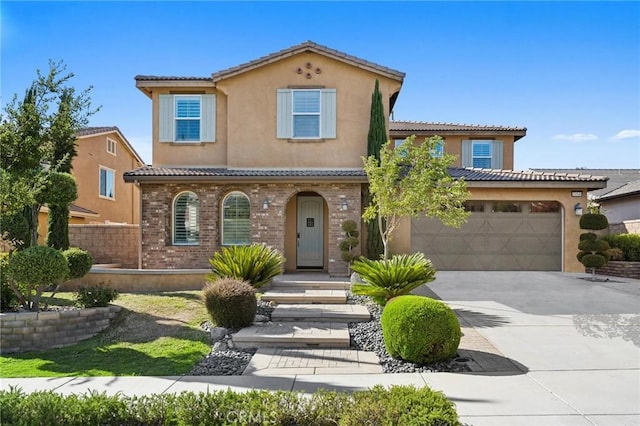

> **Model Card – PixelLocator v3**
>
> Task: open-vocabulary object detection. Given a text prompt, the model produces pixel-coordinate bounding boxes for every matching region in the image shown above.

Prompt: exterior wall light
[341,199,348,211]
[262,198,270,210]
[574,203,583,216]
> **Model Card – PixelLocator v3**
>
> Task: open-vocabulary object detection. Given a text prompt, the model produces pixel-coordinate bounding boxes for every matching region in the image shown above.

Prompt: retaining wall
[595,261,640,279]
[63,268,209,292]
[0,306,121,354]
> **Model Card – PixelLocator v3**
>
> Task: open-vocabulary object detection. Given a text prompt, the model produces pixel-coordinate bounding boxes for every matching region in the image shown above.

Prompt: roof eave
[597,190,640,202]
[135,79,216,98]
[465,180,608,190]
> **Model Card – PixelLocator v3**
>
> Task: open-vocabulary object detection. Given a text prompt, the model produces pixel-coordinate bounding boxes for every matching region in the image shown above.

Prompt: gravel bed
[348,294,470,373]
[191,295,469,375]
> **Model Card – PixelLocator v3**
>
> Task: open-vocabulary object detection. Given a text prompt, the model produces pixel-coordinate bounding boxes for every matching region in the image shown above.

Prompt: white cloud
[610,129,640,141]
[552,133,598,142]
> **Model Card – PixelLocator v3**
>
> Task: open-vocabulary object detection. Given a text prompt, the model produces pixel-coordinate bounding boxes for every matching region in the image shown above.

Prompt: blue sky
[2,1,639,170]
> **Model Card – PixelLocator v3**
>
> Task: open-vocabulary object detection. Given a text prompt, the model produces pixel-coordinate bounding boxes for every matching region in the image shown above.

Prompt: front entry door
[297,196,324,268]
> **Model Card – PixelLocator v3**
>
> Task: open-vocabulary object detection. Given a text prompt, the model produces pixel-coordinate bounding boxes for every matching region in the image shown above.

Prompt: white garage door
[411,201,562,271]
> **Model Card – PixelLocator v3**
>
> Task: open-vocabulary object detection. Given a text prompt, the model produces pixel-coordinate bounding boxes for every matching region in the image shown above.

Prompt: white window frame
[431,140,444,158]
[292,89,321,139]
[106,137,117,156]
[173,191,199,245]
[98,166,116,200]
[174,95,201,142]
[221,191,251,246]
[472,141,493,169]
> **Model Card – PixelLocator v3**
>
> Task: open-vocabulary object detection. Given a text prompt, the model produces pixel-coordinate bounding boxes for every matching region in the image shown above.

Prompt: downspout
[135,180,142,269]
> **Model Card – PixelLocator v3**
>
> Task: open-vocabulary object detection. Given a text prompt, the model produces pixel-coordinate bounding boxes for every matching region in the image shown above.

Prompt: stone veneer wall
[69,224,139,268]
[140,182,361,276]
[0,306,121,354]
[595,261,640,279]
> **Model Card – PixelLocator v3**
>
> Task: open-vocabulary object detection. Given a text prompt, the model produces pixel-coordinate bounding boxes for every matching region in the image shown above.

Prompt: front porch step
[232,322,350,349]
[261,289,347,304]
[271,304,370,322]
[272,276,351,291]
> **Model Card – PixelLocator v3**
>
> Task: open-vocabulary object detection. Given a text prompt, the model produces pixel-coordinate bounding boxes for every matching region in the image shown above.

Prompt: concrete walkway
[2,271,639,425]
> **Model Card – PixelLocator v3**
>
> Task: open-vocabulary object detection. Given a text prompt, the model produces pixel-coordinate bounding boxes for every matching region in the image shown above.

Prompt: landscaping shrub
[602,233,640,261]
[0,252,18,311]
[381,295,461,364]
[577,213,609,278]
[208,243,285,289]
[607,247,624,261]
[202,277,257,328]
[62,247,93,280]
[350,252,436,306]
[0,385,460,426]
[6,245,69,311]
[579,213,609,231]
[339,219,360,264]
[74,284,118,308]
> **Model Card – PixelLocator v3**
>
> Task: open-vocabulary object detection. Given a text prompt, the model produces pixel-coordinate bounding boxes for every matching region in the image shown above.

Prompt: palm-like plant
[208,243,285,289]
[350,252,436,306]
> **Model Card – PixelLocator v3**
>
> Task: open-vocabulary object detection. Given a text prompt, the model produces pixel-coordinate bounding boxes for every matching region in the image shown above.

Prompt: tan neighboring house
[124,41,607,275]
[38,126,145,241]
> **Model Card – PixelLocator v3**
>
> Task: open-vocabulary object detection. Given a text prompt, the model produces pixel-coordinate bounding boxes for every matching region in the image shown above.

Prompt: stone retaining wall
[0,306,121,354]
[595,261,640,279]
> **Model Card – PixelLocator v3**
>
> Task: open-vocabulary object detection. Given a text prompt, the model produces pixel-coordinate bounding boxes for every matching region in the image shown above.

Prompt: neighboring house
[38,126,145,241]
[124,41,607,274]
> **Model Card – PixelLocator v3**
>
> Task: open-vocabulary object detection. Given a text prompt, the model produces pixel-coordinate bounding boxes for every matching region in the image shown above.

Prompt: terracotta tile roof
[532,169,640,197]
[390,120,527,135]
[123,167,368,182]
[596,179,640,201]
[211,41,405,82]
[450,167,609,183]
[69,204,98,215]
[134,75,213,82]
[75,126,146,165]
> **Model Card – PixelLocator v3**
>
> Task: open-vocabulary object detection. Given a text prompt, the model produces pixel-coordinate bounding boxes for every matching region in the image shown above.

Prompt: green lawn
[0,291,211,378]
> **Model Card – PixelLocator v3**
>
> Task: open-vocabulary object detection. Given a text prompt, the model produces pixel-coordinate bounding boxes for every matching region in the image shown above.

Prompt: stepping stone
[232,322,350,349]
[271,304,370,322]
[270,280,350,291]
[261,289,347,304]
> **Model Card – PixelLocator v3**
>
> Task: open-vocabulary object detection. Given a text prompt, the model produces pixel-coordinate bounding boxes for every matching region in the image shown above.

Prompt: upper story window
[277,89,336,140]
[175,96,201,141]
[472,141,492,168]
[106,138,117,156]
[222,191,250,246]
[158,94,216,143]
[99,166,115,200]
[461,140,504,169]
[431,140,444,158]
[173,191,199,245]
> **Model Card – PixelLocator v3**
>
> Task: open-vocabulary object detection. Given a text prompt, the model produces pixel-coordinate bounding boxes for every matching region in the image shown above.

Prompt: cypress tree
[365,80,386,259]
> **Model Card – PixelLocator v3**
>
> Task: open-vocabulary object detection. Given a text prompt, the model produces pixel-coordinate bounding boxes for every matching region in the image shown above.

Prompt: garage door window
[464,201,485,212]
[530,201,560,213]
[492,202,522,213]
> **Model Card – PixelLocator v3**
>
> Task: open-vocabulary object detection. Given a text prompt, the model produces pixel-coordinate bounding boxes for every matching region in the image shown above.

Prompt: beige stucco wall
[392,186,590,272]
[150,52,402,169]
[74,133,142,224]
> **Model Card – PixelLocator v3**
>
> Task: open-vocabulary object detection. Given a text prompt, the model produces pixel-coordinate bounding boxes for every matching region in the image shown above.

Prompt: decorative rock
[254,314,269,323]
[227,339,235,349]
[210,327,228,342]
[350,272,364,284]
[212,341,228,352]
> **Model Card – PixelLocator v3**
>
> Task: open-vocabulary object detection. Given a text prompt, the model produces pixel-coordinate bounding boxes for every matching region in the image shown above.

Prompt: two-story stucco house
[38,126,145,241]
[124,41,607,275]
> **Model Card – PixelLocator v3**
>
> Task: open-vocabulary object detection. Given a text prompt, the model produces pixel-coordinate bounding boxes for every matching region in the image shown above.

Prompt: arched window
[222,191,250,245]
[173,191,199,245]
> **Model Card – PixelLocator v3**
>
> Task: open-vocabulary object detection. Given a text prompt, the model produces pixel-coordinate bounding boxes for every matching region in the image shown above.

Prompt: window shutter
[461,140,472,167]
[174,192,199,245]
[159,95,174,142]
[491,140,504,169]
[201,94,216,142]
[320,89,336,139]
[276,89,292,138]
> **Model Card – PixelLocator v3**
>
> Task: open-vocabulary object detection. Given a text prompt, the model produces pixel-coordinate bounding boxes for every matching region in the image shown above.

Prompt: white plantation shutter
[173,192,199,245]
[222,192,251,245]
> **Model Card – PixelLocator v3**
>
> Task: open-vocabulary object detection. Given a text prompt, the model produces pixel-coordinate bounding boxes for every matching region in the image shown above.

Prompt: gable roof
[390,121,527,141]
[532,169,640,197]
[210,40,406,83]
[596,179,640,202]
[77,126,146,165]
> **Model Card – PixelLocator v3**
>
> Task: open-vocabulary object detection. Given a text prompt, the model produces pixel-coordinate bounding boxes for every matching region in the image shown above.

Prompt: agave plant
[350,252,436,306]
[208,243,285,289]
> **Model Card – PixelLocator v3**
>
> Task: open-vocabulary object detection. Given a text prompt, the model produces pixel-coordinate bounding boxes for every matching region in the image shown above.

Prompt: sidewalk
[2,271,639,425]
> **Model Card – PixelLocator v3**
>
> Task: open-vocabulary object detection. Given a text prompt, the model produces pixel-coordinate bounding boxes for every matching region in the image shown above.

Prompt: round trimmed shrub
[202,278,257,328]
[579,232,597,242]
[7,245,69,286]
[579,213,608,231]
[63,247,93,280]
[580,254,608,269]
[381,295,461,364]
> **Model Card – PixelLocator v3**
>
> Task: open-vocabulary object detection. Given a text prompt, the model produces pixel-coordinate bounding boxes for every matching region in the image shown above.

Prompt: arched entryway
[284,191,328,272]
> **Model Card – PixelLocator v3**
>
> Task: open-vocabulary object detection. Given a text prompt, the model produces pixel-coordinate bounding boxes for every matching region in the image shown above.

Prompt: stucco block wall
[609,219,640,235]
[140,182,361,276]
[69,224,139,268]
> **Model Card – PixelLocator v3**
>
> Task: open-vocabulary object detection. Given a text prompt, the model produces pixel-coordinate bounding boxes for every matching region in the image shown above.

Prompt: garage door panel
[411,201,562,271]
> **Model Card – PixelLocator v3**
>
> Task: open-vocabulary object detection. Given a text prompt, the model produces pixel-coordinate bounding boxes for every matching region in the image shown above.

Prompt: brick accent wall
[140,182,362,276]
[595,261,640,279]
[69,224,139,268]
[0,306,121,354]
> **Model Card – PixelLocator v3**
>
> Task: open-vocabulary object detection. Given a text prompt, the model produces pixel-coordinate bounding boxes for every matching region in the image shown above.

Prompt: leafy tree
[0,60,97,247]
[365,79,386,260]
[363,135,470,260]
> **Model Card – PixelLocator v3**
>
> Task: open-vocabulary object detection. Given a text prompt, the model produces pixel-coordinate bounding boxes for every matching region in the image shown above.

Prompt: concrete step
[232,322,350,349]
[271,304,370,322]
[261,289,347,305]
[271,279,351,291]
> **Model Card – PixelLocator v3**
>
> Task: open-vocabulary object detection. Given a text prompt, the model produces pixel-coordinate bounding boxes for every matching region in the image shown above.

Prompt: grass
[0,291,211,378]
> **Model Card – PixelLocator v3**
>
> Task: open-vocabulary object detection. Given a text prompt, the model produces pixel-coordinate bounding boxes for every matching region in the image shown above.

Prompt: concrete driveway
[414,271,640,426]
